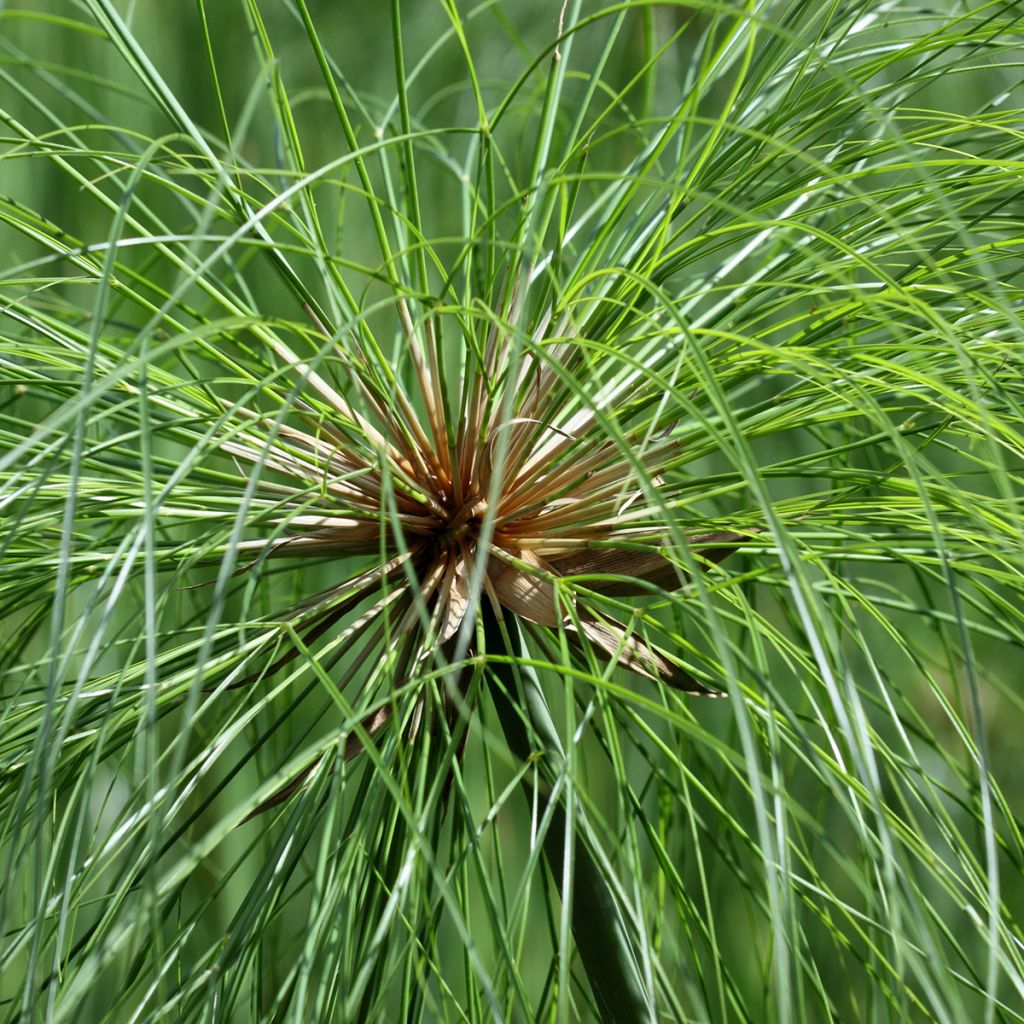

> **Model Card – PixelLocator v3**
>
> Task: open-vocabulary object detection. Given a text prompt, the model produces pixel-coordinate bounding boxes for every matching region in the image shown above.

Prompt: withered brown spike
[686,528,765,565]
[342,705,394,762]
[241,760,320,823]
[546,530,759,596]
[546,549,683,596]
[265,528,384,560]
[488,549,563,627]
[570,614,723,697]
[241,704,395,823]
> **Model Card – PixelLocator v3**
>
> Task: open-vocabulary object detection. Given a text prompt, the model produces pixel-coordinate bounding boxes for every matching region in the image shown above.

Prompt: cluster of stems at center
[435,494,488,549]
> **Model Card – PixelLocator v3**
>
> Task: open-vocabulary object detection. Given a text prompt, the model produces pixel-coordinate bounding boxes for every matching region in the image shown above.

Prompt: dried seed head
[225,295,759,813]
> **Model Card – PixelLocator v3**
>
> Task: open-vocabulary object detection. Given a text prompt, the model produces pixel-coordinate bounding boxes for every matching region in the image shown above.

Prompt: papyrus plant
[213,281,762,1017]
[2,1,1024,1022]
[223,288,755,785]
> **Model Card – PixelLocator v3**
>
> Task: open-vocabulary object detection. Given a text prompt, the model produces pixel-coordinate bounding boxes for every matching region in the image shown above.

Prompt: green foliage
[2,1,1023,1021]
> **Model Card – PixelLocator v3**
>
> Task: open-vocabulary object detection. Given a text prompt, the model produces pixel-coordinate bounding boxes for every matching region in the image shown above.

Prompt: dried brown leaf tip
[223,291,759,810]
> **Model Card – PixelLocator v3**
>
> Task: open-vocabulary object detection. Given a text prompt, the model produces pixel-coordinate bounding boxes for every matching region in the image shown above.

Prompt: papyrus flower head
[223,286,754,811]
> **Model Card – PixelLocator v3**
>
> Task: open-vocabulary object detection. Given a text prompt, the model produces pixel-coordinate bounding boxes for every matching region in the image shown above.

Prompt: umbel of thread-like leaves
[219,294,757,815]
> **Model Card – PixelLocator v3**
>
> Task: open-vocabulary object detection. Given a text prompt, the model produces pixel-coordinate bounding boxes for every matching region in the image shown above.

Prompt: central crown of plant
[223,288,754,810]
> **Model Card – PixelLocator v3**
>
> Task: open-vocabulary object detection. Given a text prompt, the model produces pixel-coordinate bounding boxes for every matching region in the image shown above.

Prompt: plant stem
[483,607,654,1024]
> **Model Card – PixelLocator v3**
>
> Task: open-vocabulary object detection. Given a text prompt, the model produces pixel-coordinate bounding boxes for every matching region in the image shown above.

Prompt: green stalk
[483,608,654,1024]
